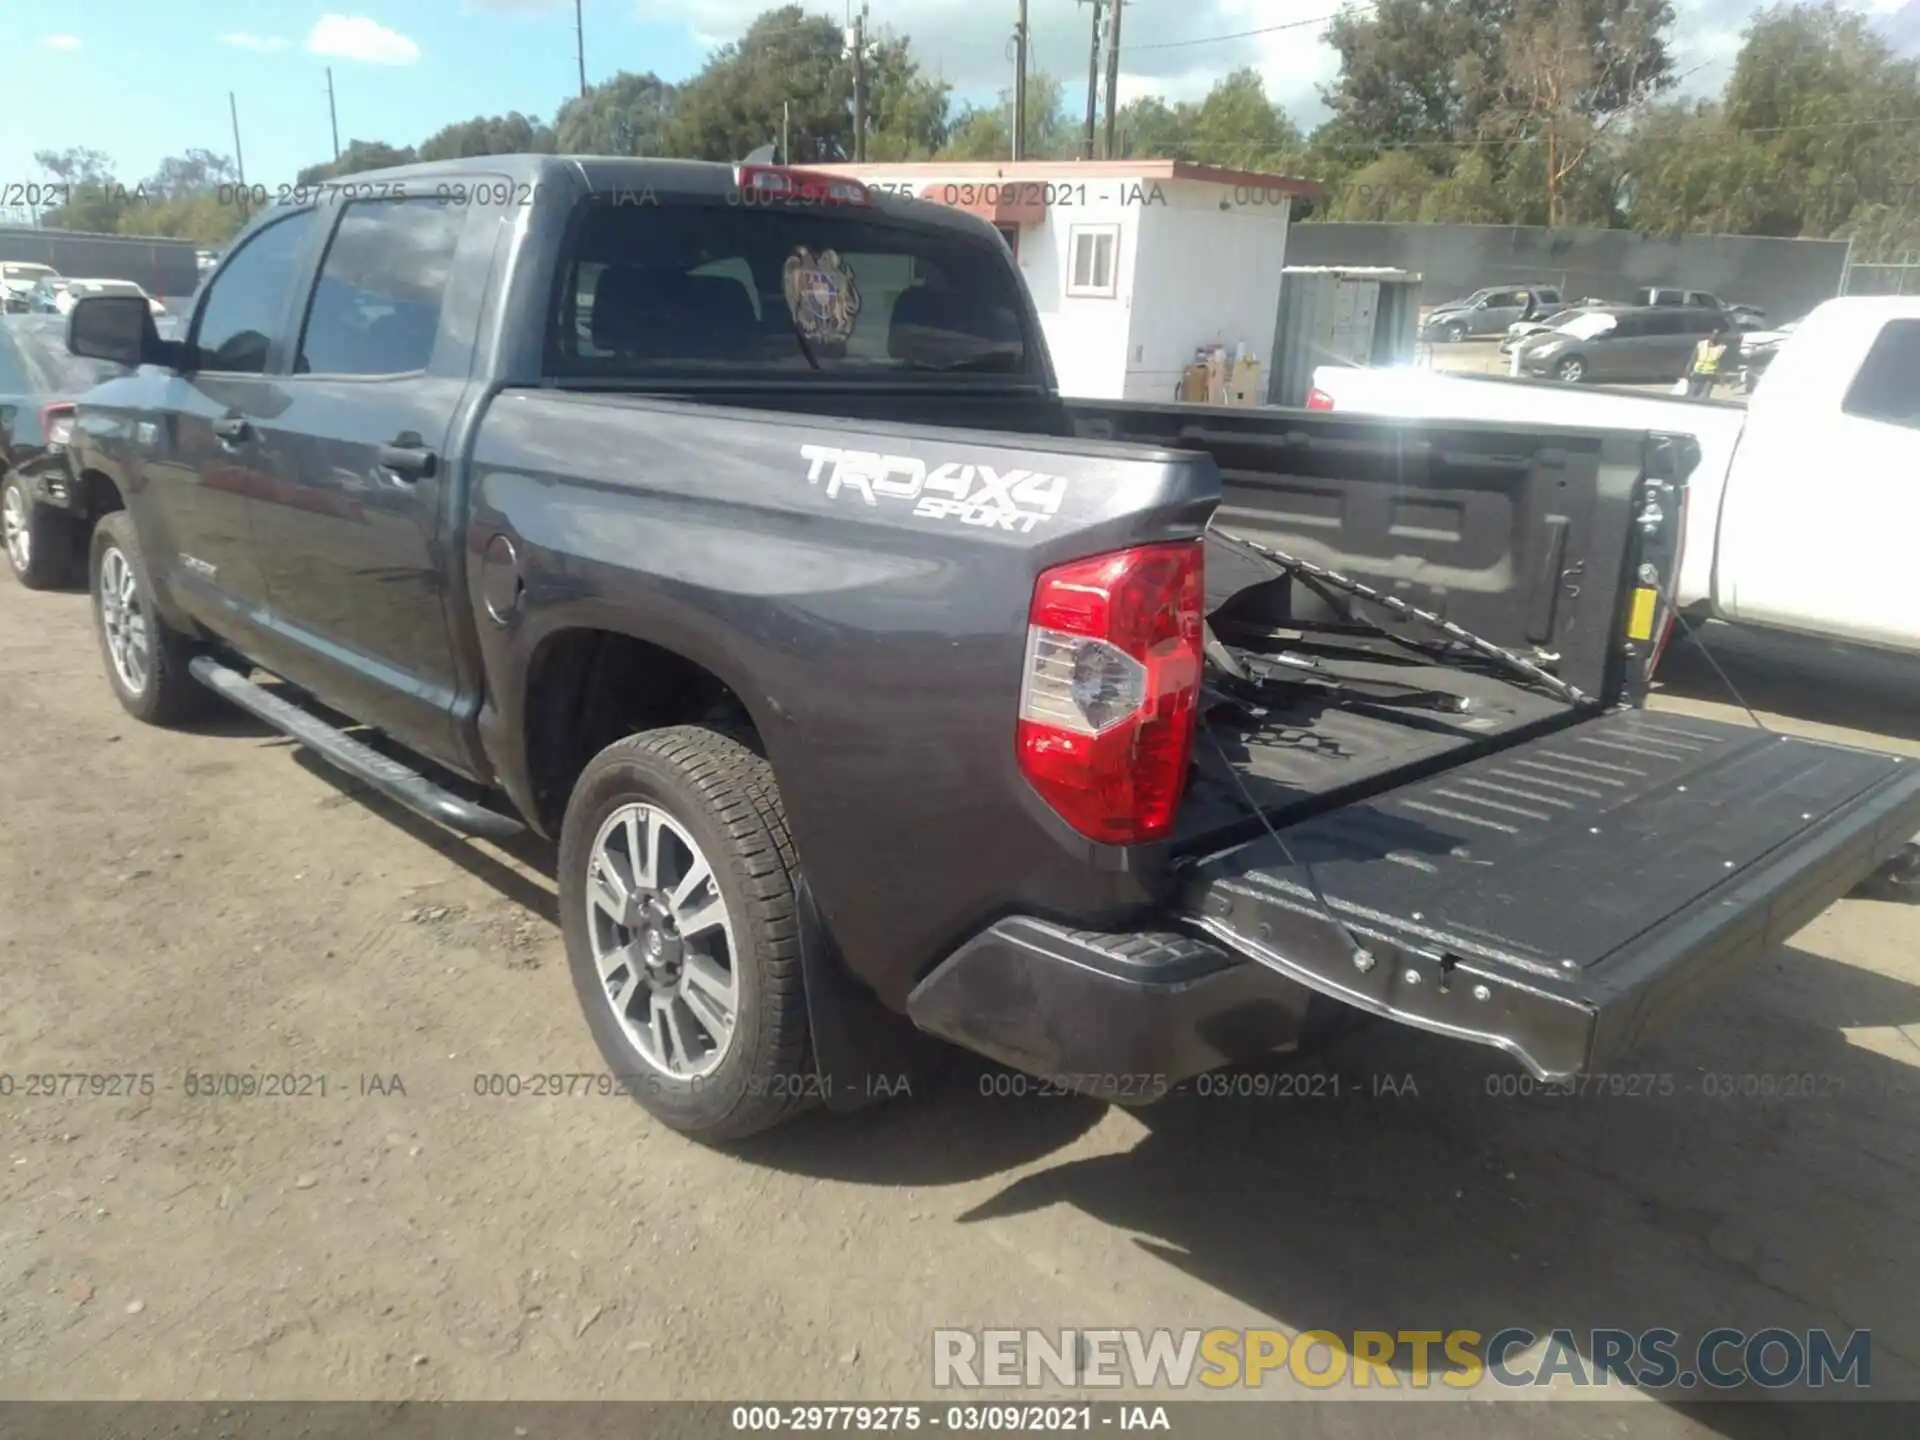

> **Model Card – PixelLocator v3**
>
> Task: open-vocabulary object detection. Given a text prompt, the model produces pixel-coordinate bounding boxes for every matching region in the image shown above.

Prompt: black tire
[2,473,80,590]
[89,511,217,725]
[558,725,813,1142]
[1443,321,1467,344]
[1555,356,1586,383]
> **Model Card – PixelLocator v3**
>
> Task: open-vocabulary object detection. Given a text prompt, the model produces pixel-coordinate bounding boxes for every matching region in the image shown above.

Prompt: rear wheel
[2,474,78,590]
[558,725,814,1142]
[89,512,216,725]
[1555,356,1586,383]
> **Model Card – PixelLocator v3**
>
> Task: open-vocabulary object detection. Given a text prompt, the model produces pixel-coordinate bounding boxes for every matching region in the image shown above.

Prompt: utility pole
[574,0,588,98]
[1011,0,1029,162]
[782,100,791,165]
[1102,0,1124,160]
[849,3,868,163]
[326,67,341,161]
[229,92,249,216]
[1077,0,1104,161]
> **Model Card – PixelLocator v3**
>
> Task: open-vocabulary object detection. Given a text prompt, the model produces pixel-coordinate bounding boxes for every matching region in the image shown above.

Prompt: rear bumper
[905,919,1320,1093]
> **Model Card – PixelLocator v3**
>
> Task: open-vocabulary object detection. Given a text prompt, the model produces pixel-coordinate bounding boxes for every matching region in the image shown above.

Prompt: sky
[2,0,1916,201]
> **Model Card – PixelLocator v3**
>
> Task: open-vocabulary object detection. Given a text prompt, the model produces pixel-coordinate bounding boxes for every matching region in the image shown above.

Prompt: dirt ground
[3,576,1918,1436]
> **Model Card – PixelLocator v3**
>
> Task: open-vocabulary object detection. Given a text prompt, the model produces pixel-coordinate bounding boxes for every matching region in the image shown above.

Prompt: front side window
[1842,319,1920,430]
[549,197,1031,379]
[297,196,464,376]
[1066,225,1119,297]
[192,208,322,374]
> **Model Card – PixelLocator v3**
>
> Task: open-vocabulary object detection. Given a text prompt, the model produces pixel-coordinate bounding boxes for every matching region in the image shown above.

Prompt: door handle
[376,439,438,481]
[212,416,252,444]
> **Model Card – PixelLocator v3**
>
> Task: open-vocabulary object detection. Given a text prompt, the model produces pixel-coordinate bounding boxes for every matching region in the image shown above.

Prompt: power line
[1126,9,1367,53]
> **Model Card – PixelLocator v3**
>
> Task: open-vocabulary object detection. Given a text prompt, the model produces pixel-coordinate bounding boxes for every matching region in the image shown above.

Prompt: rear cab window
[546,192,1033,382]
[1841,319,1920,430]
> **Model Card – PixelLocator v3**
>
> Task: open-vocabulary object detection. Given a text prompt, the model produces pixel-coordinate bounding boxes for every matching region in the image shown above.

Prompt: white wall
[1019,195,1140,399]
[1123,181,1291,402]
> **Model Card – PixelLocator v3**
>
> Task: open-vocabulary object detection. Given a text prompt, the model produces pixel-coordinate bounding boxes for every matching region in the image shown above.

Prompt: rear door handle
[376,438,438,481]
[212,416,252,444]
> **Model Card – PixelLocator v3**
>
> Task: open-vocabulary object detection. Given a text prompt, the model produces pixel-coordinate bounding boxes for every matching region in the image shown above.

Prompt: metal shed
[1267,265,1424,407]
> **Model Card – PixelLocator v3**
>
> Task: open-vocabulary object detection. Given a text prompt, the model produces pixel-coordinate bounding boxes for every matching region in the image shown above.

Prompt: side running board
[188,657,525,842]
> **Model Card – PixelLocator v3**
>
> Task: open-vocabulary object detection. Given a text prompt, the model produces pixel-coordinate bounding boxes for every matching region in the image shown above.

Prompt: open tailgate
[1179,711,1920,1079]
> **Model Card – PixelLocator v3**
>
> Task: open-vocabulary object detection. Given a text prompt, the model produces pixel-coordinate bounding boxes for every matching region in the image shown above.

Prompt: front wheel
[1443,321,1467,344]
[1555,356,1586,383]
[2,474,79,590]
[89,512,217,725]
[558,725,814,1142]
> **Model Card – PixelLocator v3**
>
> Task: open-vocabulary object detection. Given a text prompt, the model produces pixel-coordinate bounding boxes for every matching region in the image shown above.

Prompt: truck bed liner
[1179,711,1920,1078]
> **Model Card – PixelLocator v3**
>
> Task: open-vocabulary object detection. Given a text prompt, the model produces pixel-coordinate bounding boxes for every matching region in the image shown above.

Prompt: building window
[1066,224,1118,297]
[995,225,1020,261]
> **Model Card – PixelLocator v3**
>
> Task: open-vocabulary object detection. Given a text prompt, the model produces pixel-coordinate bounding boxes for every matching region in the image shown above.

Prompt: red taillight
[40,401,75,448]
[1304,387,1334,411]
[734,164,873,207]
[1016,541,1205,845]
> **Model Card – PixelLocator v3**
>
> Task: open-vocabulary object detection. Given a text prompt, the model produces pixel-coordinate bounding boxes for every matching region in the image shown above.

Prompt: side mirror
[68,294,174,370]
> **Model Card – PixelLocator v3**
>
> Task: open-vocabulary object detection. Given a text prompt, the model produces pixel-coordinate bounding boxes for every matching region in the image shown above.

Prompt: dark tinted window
[1484,290,1525,308]
[1643,312,1693,336]
[297,197,465,376]
[1605,313,1647,338]
[192,208,322,373]
[549,198,1030,379]
[1842,319,1920,429]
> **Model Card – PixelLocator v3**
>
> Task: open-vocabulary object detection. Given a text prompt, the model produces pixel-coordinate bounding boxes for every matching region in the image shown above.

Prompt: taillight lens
[41,402,75,448]
[1016,541,1205,844]
[1304,387,1334,411]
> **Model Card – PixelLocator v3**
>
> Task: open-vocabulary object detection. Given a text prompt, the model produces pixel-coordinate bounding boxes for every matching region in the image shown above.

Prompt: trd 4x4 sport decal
[799,445,1070,533]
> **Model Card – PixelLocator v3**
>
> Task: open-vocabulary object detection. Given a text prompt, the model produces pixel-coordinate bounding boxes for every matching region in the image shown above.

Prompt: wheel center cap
[645,929,665,962]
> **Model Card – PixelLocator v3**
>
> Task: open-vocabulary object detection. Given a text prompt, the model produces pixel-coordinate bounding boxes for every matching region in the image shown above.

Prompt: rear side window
[192,209,322,374]
[1842,319,1920,430]
[548,198,1030,379]
[298,197,464,376]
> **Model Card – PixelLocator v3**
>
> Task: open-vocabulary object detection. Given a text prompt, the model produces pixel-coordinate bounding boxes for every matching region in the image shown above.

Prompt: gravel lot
[2,575,1917,1435]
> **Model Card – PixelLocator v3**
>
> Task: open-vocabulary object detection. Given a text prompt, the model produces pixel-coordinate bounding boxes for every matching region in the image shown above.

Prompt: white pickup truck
[1308,296,1920,659]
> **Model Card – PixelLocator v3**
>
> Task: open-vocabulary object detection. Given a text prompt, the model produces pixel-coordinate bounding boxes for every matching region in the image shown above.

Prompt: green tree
[554,72,679,155]
[1324,149,1442,219]
[664,8,851,162]
[296,140,418,186]
[941,72,1074,160]
[416,111,558,162]
[1181,68,1304,170]
[34,147,133,232]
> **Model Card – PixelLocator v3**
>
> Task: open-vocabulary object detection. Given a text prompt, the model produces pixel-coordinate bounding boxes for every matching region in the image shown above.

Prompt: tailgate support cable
[1209,529,1592,709]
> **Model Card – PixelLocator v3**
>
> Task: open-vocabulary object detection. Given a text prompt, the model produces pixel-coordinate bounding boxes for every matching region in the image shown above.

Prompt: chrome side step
[188,657,524,842]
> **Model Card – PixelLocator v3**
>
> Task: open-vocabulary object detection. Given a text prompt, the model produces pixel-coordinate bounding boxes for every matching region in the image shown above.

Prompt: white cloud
[305,13,422,66]
[220,32,291,53]
[42,34,82,52]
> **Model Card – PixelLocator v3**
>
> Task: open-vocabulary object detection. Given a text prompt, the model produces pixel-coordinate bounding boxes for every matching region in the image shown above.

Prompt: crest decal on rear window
[782,247,861,343]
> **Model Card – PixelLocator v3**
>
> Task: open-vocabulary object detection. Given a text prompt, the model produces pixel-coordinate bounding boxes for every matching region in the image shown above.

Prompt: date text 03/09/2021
[730,1405,1169,1432]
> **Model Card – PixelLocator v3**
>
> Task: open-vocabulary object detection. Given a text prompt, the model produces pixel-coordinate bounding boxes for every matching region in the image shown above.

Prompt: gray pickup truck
[61,156,1920,1141]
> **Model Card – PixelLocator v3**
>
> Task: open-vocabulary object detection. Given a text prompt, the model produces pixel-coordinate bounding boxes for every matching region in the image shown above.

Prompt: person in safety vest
[1688,324,1730,399]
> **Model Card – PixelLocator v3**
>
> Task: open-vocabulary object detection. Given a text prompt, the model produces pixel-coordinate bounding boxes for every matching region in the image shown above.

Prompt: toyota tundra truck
[59,156,1920,1141]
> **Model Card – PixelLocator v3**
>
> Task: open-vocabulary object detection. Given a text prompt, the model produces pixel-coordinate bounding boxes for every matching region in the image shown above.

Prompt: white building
[815,159,1318,401]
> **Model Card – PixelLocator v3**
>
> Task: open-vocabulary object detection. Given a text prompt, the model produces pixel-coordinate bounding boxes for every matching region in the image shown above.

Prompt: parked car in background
[0,315,135,588]
[53,278,166,319]
[1501,298,1610,352]
[1,262,62,313]
[25,277,73,314]
[1512,305,1731,383]
[1636,287,1766,330]
[1420,284,1563,343]
[1737,319,1800,392]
